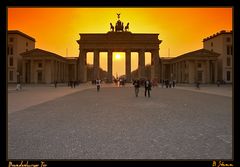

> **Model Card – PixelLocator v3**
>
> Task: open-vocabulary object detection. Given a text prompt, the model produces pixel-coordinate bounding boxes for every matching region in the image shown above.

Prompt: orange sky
[8,8,232,76]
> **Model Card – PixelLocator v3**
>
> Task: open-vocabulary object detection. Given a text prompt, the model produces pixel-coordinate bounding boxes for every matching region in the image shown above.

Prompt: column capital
[138,49,145,53]
[94,49,100,53]
[125,49,131,53]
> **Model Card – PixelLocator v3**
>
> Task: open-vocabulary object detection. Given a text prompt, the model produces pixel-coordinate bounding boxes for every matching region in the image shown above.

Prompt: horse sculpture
[110,23,114,32]
[125,23,129,31]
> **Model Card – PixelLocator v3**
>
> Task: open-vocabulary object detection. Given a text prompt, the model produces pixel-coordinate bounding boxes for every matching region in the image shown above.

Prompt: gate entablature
[77,14,162,83]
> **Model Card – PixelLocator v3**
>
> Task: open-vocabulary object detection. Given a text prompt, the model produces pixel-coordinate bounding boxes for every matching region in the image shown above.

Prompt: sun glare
[115,54,121,60]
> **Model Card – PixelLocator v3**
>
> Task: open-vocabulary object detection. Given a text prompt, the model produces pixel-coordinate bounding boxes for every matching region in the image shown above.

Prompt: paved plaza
[8,84,232,159]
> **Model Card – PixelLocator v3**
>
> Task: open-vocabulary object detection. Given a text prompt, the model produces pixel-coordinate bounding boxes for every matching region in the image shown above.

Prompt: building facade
[20,49,78,84]
[203,30,233,83]
[8,30,36,83]
[161,49,219,84]
[77,32,161,83]
[7,29,232,85]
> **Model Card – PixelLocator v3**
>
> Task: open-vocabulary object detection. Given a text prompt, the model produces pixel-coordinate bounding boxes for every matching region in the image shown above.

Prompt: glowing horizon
[8,7,232,76]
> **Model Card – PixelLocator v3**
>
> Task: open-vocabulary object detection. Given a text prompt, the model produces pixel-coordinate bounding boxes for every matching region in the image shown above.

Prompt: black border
[2,0,239,166]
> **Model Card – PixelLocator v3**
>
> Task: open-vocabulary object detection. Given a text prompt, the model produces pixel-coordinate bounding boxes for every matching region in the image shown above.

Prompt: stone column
[54,60,57,82]
[30,59,34,83]
[176,62,179,82]
[214,60,218,83]
[138,50,145,79]
[74,62,77,81]
[107,50,113,83]
[50,60,54,83]
[152,49,160,81]
[93,50,100,80]
[63,62,66,82]
[194,60,198,83]
[162,64,165,80]
[79,49,87,82]
[58,61,60,82]
[125,50,131,82]
[22,59,26,83]
[161,61,163,82]
[42,59,45,83]
[206,60,210,83]
[151,54,154,81]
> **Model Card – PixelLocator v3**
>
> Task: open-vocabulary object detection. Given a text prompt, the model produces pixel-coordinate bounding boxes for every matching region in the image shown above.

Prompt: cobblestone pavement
[8,85,232,159]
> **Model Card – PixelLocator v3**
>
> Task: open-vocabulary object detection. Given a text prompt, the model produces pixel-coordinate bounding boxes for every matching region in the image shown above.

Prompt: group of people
[94,78,152,97]
[161,79,176,88]
[133,79,152,98]
[113,78,126,87]
[54,80,79,88]
[68,80,78,88]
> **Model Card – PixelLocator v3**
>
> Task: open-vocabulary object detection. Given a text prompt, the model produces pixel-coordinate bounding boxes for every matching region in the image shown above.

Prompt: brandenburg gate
[77,14,162,83]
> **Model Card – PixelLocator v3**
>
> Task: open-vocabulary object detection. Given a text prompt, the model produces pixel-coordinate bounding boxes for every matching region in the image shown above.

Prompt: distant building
[8,30,36,83]
[203,30,233,83]
[161,49,219,84]
[20,48,78,84]
[8,30,232,85]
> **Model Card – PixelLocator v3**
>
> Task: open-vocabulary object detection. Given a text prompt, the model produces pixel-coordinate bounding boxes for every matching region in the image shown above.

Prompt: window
[226,37,231,42]
[9,37,14,42]
[211,42,213,47]
[7,46,9,55]
[9,71,13,81]
[10,47,13,55]
[9,57,13,66]
[227,71,231,81]
[38,63,42,68]
[26,42,28,46]
[227,57,231,66]
[198,63,202,68]
[227,45,232,55]
[8,46,13,55]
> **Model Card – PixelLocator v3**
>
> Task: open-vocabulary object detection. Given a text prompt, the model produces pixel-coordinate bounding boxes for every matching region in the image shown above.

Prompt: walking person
[196,81,200,89]
[54,80,57,88]
[217,80,220,87]
[73,81,76,88]
[169,80,172,88]
[16,75,22,91]
[16,81,21,91]
[96,78,101,92]
[144,79,152,98]
[162,79,164,88]
[133,79,140,97]
[173,80,176,88]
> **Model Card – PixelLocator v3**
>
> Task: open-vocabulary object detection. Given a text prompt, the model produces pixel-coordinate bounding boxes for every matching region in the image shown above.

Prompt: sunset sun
[115,54,121,60]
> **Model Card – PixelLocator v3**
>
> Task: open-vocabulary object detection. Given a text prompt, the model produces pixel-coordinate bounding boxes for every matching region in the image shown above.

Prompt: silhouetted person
[217,80,220,87]
[169,80,172,88]
[196,81,200,89]
[144,79,152,97]
[166,80,169,88]
[133,79,140,97]
[16,81,21,91]
[96,78,101,92]
[162,79,164,88]
[73,81,76,88]
[173,80,176,88]
[54,81,57,88]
